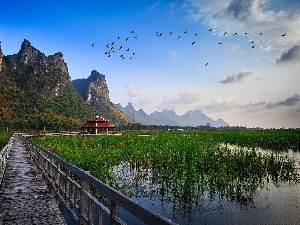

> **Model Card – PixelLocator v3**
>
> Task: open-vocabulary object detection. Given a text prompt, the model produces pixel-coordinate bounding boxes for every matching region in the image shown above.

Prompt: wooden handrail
[0,137,14,188]
[19,135,177,225]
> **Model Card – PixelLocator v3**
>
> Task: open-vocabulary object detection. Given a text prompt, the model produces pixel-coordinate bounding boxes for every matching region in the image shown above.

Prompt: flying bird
[260,32,263,35]
[252,46,254,48]
[195,33,198,36]
[282,33,286,36]
[251,40,254,43]
[134,36,138,39]
[125,37,129,42]
[224,32,228,35]
[233,32,237,35]
[209,29,212,32]
[245,32,248,35]
[176,36,181,40]
[131,30,135,33]
[117,37,120,39]
[170,32,173,35]
[219,42,222,44]
[126,48,130,51]
[192,41,195,45]
[205,63,208,66]
[92,43,94,47]
[119,46,122,50]
[184,29,188,34]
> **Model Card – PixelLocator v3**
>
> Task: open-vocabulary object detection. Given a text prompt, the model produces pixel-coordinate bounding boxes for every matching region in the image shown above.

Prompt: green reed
[32,130,300,210]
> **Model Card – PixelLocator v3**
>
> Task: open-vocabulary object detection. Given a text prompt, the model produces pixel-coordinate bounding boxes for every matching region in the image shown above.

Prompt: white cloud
[161,90,205,105]
[188,0,300,49]
[130,90,208,115]
[201,93,300,128]
[260,45,272,51]
[165,50,179,60]
[220,68,257,84]
[148,1,160,11]
[225,43,240,53]
[276,45,300,64]
[124,83,144,97]
[266,93,300,108]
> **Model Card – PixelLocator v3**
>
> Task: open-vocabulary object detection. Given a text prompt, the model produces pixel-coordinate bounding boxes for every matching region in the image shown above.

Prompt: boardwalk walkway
[0,136,66,225]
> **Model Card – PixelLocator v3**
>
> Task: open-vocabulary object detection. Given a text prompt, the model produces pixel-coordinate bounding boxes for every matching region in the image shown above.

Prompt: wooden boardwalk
[0,136,66,225]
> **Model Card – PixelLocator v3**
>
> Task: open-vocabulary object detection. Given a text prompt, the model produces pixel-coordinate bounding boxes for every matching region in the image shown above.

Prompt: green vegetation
[215,129,300,151]
[0,67,98,131]
[32,130,300,210]
[0,43,137,132]
[0,133,11,150]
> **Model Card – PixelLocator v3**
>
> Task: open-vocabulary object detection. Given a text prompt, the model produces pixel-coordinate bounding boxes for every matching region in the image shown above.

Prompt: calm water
[114,150,300,225]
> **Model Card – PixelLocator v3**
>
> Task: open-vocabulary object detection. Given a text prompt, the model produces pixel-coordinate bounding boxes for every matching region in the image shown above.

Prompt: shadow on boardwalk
[0,136,66,225]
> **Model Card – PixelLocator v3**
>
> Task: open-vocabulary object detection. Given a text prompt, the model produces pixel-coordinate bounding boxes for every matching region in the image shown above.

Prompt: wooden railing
[19,135,178,225]
[0,137,13,187]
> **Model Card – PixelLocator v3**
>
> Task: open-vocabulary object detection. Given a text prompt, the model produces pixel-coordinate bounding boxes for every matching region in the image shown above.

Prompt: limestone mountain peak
[89,70,105,81]
[2,39,71,98]
[0,40,3,55]
[72,70,110,104]
[0,41,3,72]
[72,71,136,125]
[21,39,32,50]
[0,39,100,130]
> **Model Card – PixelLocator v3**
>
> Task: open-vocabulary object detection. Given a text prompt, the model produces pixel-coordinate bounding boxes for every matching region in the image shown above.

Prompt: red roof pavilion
[81,116,115,134]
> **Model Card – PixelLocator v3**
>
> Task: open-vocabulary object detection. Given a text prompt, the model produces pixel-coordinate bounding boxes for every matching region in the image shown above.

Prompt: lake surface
[114,150,300,225]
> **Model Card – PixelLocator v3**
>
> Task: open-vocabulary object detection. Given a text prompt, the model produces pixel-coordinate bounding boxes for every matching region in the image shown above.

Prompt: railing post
[98,208,103,225]
[80,178,89,225]
[65,169,70,206]
[110,200,117,225]
[55,161,61,188]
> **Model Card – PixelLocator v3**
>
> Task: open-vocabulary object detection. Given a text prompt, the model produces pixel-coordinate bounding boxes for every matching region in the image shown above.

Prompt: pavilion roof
[81,116,115,128]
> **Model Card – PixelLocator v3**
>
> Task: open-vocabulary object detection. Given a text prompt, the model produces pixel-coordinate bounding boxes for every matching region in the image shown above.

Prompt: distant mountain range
[115,102,229,127]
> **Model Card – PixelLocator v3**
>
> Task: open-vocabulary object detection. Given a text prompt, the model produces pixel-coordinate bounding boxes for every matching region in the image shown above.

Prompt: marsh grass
[33,130,300,212]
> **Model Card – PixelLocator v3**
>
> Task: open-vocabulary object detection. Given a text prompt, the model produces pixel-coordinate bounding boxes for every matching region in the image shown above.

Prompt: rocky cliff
[72,71,136,125]
[73,70,109,104]
[2,39,71,98]
[0,39,134,131]
[0,41,3,72]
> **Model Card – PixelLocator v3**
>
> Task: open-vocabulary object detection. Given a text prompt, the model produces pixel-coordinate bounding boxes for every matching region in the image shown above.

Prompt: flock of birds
[92,30,138,60]
[92,28,287,66]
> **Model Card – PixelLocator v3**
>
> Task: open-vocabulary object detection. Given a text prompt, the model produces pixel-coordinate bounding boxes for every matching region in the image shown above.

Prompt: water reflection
[112,146,300,224]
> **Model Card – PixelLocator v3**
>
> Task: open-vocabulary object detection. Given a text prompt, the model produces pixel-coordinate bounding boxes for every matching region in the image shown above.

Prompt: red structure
[81,116,115,134]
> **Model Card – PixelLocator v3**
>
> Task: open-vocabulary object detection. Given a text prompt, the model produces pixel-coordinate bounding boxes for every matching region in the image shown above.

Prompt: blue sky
[1,0,300,128]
